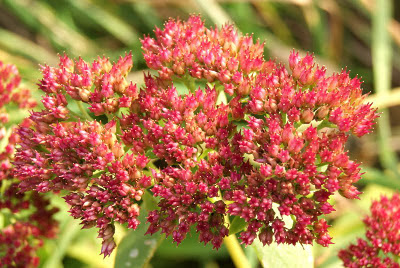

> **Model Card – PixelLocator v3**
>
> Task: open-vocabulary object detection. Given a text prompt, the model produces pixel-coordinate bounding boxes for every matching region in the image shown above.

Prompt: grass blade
[42,219,80,268]
[3,0,98,55]
[0,29,57,65]
[371,0,398,176]
[65,0,138,46]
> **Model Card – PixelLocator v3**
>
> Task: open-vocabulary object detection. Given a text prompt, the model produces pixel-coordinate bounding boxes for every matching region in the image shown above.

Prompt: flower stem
[224,234,251,268]
[76,100,93,121]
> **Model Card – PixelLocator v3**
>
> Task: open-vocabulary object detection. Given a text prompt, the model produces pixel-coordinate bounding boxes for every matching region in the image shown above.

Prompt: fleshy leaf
[229,216,248,235]
[252,238,313,268]
[142,190,159,212]
[114,211,164,268]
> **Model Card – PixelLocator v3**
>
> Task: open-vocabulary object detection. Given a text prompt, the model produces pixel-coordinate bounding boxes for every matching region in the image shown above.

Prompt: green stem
[372,0,399,176]
[76,101,93,121]
[106,113,113,122]
[224,234,252,268]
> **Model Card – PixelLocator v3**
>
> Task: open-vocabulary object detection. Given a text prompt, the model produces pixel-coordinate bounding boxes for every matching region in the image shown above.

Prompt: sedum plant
[0,15,386,267]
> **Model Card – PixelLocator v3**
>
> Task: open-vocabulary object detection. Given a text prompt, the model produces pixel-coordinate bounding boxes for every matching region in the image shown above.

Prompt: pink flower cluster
[13,15,377,257]
[0,61,58,267]
[339,193,400,268]
[141,16,377,248]
[14,54,147,257]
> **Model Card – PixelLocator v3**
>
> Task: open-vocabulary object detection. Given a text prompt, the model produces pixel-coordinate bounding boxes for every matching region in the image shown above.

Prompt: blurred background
[0,0,399,267]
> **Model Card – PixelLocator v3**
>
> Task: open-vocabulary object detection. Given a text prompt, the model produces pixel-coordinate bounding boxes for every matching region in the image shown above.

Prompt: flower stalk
[76,100,93,121]
[224,234,251,268]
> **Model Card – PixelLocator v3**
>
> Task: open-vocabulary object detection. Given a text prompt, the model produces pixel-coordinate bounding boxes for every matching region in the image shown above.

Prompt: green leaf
[252,203,313,267]
[229,216,248,235]
[244,245,259,268]
[114,211,164,268]
[142,190,159,212]
[174,82,190,96]
[145,150,157,160]
[156,228,229,260]
[252,238,313,268]
[359,166,400,190]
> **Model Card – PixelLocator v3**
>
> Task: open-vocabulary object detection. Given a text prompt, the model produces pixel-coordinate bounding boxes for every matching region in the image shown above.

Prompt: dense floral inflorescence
[141,15,378,248]
[339,194,400,268]
[14,15,378,257]
[0,61,58,267]
[14,54,147,257]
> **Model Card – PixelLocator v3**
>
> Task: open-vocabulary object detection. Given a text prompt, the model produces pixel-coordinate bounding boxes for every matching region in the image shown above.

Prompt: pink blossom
[339,194,400,268]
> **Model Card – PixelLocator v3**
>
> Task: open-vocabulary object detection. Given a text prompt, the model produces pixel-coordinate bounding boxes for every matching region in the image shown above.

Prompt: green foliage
[114,210,164,268]
[156,230,229,261]
[229,216,248,235]
[142,189,159,212]
[252,239,313,268]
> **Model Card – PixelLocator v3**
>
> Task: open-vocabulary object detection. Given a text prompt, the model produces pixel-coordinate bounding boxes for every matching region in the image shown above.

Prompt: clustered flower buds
[339,193,400,268]
[0,61,58,267]
[141,16,377,248]
[14,54,146,257]
[13,15,377,258]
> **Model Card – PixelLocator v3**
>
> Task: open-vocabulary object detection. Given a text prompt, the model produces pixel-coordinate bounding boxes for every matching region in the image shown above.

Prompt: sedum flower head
[141,15,378,248]
[14,15,377,257]
[14,53,146,257]
[339,193,400,268]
